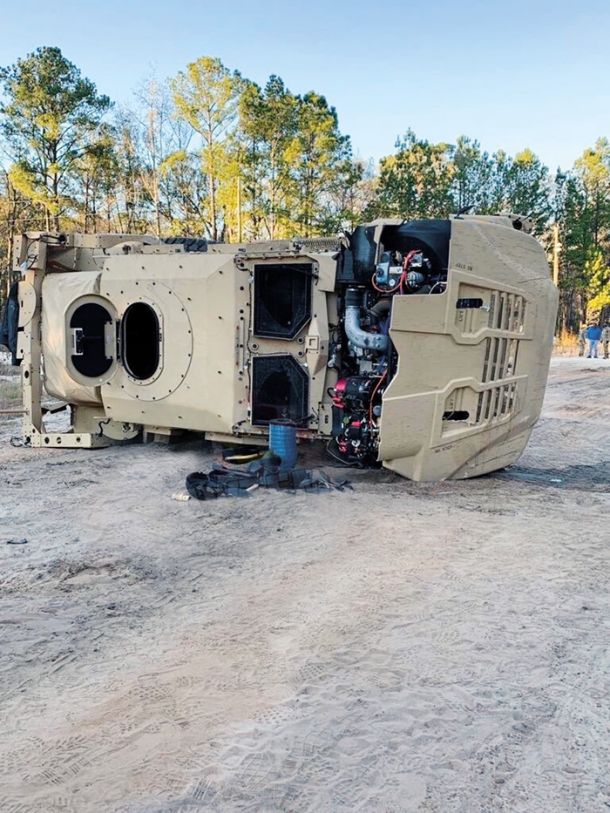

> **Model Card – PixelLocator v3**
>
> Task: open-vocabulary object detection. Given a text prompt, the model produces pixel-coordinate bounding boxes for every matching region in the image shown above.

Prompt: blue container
[269,421,298,470]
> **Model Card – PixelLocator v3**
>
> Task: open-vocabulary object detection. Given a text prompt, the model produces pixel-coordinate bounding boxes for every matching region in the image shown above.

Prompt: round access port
[121,302,160,381]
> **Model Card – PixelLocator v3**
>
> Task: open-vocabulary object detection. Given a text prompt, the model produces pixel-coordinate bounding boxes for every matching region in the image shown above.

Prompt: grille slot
[482,337,520,383]
[474,382,518,426]
[488,292,526,331]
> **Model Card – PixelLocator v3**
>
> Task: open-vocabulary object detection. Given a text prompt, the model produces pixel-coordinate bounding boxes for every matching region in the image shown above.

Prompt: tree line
[1,46,609,330]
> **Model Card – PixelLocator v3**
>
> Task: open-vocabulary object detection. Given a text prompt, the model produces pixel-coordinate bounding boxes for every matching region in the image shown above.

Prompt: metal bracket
[24,425,109,448]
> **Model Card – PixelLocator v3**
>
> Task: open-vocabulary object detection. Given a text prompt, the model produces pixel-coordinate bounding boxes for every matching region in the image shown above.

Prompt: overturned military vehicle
[9,214,557,481]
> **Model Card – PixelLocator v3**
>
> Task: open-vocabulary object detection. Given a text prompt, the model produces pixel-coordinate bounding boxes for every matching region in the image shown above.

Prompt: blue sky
[2,0,609,171]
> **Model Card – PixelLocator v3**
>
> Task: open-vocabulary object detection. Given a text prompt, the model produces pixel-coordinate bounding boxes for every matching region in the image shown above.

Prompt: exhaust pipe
[344,288,389,352]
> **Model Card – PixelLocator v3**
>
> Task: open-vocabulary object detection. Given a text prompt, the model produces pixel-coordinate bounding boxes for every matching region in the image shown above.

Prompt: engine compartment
[330,221,450,465]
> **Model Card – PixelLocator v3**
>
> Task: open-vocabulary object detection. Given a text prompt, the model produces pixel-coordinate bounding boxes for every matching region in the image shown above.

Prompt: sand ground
[0,357,608,813]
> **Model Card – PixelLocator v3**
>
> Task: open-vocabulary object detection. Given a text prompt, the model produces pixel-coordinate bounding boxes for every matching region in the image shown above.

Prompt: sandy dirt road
[0,357,609,813]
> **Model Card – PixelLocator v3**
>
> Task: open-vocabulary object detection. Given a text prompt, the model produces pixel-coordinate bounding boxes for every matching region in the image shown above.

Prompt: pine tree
[0,46,111,230]
[172,57,243,241]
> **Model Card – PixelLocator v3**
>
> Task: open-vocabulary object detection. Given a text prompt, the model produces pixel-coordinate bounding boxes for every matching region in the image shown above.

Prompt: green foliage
[582,249,610,319]
[286,92,352,237]
[238,75,297,238]
[169,69,356,241]
[0,46,110,229]
[554,139,610,323]
[367,131,455,220]
[497,148,552,232]
[452,136,494,211]
[236,77,355,239]
[583,249,607,297]
[368,133,552,232]
[171,57,243,240]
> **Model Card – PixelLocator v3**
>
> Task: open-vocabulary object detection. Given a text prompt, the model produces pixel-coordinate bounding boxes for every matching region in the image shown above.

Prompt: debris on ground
[185,458,352,500]
[171,490,191,502]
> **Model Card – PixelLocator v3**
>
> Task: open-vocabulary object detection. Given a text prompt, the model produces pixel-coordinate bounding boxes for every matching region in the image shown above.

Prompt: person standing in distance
[601,322,610,359]
[578,324,587,357]
[586,322,603,358]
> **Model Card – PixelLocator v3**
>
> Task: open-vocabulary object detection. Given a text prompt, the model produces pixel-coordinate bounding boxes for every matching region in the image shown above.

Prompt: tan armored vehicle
[5,214,557,481]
